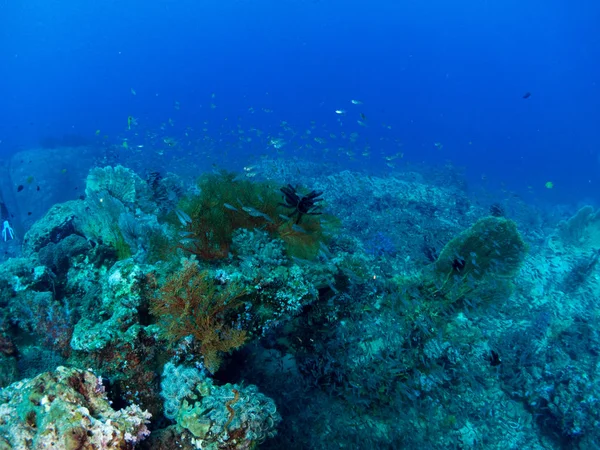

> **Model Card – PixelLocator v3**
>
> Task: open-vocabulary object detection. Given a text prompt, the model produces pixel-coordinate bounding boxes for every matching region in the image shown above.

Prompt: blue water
[3,2,600,448]
[1,0,599,203]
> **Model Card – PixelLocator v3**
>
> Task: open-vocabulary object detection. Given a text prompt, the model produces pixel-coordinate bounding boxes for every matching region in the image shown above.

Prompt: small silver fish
[319,242,332,254]
[317,249,329,261]
[242,206,262,216]
[291,224,306,233]
[242,206,273,222]
[327,281,339,294]
[179,238,199,246]
[291,256,310,265]
[223,203,239,212]
[175,209,192,226]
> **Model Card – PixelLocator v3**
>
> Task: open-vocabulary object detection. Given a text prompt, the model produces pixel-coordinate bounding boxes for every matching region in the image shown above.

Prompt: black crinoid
[279,184,324,224]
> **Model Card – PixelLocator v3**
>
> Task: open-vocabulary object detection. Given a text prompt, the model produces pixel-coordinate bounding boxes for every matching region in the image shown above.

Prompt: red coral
[150,261,248,372]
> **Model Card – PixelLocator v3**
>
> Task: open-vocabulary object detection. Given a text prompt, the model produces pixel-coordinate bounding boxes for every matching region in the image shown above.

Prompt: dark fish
[487,350,501,366]
[27,212,32,216]
[17,185,24,192]
[36,186,40,191]
[522,92,531,99]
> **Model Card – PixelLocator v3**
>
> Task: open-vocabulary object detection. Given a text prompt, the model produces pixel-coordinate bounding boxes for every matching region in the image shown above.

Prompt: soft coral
[150,261,248,372]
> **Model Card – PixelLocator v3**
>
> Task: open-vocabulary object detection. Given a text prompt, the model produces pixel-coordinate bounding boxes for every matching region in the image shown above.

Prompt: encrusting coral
[155,362,280,450]
[0,366,151,449]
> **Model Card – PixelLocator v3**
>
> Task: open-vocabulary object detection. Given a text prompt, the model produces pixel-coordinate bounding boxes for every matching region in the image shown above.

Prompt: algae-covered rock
[555,205,600,251]
[435,217,526,275]
[70,259,147,352]
[0,352,18,389]
[38,233,91,273]
[139,425,195,450]
[0,257,39,293]
[158,362,280,450]
[22,200,82,255]
[425,216,527,306]
[0,366,151,449]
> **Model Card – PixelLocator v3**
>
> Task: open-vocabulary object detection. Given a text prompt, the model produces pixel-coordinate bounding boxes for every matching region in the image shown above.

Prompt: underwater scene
[1,0,600,449]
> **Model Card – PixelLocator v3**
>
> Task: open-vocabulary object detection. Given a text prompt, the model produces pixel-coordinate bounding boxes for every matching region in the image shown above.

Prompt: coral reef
[0,366,151,449]
[86,165,148,204]
[154,362,280,450]
[22,201,80,256]
[70,259,149,353]
[5,160,600,450]
[229,228,337,330]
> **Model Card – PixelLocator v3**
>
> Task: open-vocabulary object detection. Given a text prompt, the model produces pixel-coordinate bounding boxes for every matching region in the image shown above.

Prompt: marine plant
[147,228,176,264]
[178,171,332,260]
[149,260,248,372]
[109,226,132,261]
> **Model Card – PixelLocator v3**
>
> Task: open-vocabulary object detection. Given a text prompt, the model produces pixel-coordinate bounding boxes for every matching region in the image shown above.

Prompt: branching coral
[150,260,248,372]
